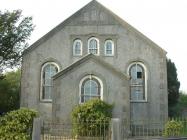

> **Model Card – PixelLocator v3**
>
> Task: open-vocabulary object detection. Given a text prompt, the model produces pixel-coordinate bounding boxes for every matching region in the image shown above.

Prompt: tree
[0,70,21,114]
[0,10,34,72]
[167,59,180,117]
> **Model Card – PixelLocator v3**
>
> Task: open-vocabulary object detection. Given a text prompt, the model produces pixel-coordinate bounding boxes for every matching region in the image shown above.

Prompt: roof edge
[23,0,167,55]
[93,0,167,54]
[23,0,96,55]
[53,54,130,80]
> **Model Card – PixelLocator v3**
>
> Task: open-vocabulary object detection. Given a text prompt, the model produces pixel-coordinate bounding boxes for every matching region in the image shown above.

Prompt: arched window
[80,75,103,103]
[73,39,82,56]
[105,40,114,56]
[88,37,99,55]
[128,62,147,101]
[41,62,59,101]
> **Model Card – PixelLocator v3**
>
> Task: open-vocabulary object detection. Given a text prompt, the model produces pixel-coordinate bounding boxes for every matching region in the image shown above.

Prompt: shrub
[0,108,38,140]
[163,119,183,137]
[71,99,113,137]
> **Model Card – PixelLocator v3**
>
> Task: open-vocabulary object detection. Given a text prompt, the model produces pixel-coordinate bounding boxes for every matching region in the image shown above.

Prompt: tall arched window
[73,39,82,56]
[41,62,59,101]
[88,37,99,55]
[104,40,114,56]
[128,62,147,101]
[80,75,103,103]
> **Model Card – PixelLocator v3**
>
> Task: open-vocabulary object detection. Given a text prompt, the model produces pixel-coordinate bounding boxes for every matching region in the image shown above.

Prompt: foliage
[169,92,187,117]
[178,92,187,108]
[163,119,183,137]
[71,99,113,136]
[0,10,34,72]
[0,70,21,114]
[0,108,38,140]
[167,58,180,117]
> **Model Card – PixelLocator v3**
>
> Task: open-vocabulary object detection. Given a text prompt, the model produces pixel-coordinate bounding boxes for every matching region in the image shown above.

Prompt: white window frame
[87,37,100,55]
[127,62,147,102]
[73,39,82,56]
[79,75,103,104]
[40,62,60,102]
[104,40,114,56]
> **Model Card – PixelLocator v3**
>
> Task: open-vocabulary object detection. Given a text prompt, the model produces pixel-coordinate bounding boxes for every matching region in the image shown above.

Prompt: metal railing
[122,118,187,139]
[41,118,187,139]
[41,120,111,140]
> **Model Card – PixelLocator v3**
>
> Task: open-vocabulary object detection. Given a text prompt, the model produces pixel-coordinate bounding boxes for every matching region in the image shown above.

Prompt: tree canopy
[0,10,34,72]
[167,58,180,117]
[0,70,20,114]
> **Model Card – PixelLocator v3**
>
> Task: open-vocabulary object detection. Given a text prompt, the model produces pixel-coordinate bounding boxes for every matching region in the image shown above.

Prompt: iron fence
[41,120,111,140]
[122,118,187,139]
[41,118,187,140]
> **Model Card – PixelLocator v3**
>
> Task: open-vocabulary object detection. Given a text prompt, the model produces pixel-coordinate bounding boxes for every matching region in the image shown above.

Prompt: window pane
[105,41,113,55]
[44,79,51,86]
[129,63,145,101]
[137,72,142,78]
[51,65,58,75]
[84,81,91,95]
[136,65,144,85]
[106,42,112,49]
[81,78,101,103]
[44,66,50,73]
[90,80,99,96]
[106,50,112,54]
[130,65,137,84]
[90,39,97,49]
[74,41,81,55]
[89,39,98,54]
[75,49,81,54]
[42,63,58,100]
[43,86,52,99]
[84,96,91,102]
[130,86,144,100]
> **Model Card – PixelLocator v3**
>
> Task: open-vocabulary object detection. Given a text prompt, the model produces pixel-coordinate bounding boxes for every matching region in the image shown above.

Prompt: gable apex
[53,54,130,80]
[23,0,166,55]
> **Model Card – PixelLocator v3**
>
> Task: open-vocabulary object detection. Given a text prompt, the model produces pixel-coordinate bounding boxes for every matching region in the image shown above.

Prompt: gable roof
[53,54,130,80]
[23,0,166,55]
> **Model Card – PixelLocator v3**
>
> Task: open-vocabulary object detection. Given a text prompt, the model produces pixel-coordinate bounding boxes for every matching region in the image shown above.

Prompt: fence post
[111,118,122,140]
[32,117,42,140]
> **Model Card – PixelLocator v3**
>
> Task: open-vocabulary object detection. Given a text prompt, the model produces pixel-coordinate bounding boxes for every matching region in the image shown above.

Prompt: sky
[0,0,187,92]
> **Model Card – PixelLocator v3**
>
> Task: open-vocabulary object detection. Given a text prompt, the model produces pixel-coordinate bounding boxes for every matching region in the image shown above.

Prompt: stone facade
[20,0,168,122]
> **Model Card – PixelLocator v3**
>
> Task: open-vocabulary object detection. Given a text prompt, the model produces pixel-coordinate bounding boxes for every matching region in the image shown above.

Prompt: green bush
[0,108,38,140]
[163,119,183,137]
[0,70,21,114]
[71,99,113,137]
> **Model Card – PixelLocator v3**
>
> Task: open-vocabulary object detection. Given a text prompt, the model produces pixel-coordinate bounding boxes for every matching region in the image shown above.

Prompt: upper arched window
[104,40,114,56]
[80,75,103,103]
[128,62,147,101]
[88,37,99,55]
[41,62,60,101]
[73,39,82,56]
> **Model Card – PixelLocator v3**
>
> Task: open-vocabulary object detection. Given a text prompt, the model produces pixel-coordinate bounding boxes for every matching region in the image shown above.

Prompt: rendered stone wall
[52,59,130,122]
[20,2,168,121]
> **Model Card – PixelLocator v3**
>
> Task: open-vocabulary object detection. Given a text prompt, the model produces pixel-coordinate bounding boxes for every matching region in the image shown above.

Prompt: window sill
[104,55,114,57]
[88,53,100,56]
[73,54,82,57]
[40,100,52,103]
[130,100,148,103]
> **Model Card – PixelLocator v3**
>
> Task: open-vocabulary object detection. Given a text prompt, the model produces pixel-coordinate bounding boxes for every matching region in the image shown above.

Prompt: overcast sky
[0,0,187,92]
